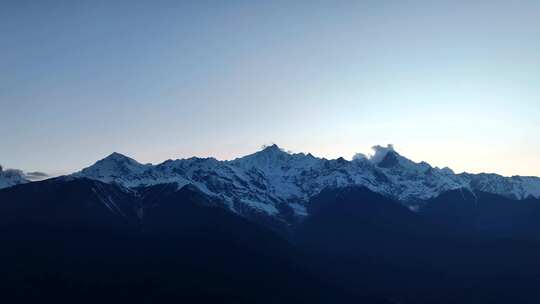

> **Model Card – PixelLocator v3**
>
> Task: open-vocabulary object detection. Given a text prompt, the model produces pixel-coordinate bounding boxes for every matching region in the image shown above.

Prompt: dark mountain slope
[0,177,139,235]
[5,177,540,303]
[296,186,438,255]
[0,179,374,304]
[422,189,540,239]
[296,186,540,303]
[295,186,450,299]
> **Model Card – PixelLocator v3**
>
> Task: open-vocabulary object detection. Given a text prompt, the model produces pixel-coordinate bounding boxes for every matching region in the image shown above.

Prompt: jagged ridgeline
[64,144,540,222]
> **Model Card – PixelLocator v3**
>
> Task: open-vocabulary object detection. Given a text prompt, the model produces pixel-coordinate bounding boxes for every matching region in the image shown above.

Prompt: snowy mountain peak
[103,152,137,163]
[252,144,289,158]
[369,144,397,164]
[94,152,147,172]
[262,143,282,152]
[377,150,400,168]
[366,145,433,173]
[74,152,150,186]
[231,144,294,171]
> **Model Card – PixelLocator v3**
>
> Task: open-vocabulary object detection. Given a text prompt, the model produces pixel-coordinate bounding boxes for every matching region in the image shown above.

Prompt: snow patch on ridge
[241,199,279,216]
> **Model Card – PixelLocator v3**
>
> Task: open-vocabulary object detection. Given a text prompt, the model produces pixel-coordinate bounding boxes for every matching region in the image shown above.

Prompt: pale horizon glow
[1,1,539,177]
[4,143,537,179]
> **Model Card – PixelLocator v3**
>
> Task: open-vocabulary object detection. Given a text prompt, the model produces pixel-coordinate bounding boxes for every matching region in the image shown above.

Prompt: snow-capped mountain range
[67,144,540,217]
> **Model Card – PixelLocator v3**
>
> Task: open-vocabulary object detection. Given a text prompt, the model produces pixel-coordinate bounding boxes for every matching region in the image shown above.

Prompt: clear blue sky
[1,0,539,176]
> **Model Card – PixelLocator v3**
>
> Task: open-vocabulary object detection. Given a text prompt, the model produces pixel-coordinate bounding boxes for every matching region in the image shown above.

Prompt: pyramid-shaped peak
[100,152,141,164]
[90,152,145,170]
[261,144,282,152]
[106,152,131,160]
[255,144,291,157]
[377,150,400,168]
[77,152,148,179]
[230,144,292,168]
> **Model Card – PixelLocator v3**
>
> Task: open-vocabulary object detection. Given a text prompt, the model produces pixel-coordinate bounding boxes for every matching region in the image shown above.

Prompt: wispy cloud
[0,165,49,181]
[25,171,49,180]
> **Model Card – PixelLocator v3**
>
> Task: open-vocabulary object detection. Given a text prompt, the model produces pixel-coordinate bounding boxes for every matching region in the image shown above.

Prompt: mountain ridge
[4,162,540,303]
[65,145,540,221]
[4,144,539,219]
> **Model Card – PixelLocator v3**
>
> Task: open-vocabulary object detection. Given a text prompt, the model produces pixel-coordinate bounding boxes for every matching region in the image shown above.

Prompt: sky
[1,0,539,177]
